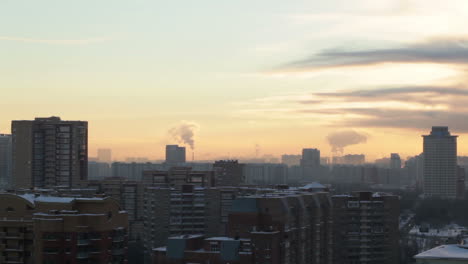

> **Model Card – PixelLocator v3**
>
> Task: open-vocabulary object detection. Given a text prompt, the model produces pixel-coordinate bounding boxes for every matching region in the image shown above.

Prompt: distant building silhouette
[300,148,320,167]
[165,145,186,164]
[12,116,88,188]
[390,153,401,169]
[423,126,459,199]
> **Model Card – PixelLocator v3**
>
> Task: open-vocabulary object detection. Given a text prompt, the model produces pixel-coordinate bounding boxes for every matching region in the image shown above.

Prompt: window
[347,201,359,208]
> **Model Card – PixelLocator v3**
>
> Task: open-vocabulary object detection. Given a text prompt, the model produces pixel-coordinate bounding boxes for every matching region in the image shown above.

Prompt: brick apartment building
[0,193,128,264]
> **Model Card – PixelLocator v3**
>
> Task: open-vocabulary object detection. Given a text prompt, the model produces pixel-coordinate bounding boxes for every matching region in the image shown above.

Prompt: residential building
[0,193,128,264]
[142,167,216,188]
[213,160,245,186]
[281,154,301,167]
[390,153,401,169]
[0,134,12,187]
[227,191,333,264]
[243,163,287,185]
[111,162,166,181]
[333,154,366,165]
[165,145,186,164]
[12,116,88,188]
[301,148,320,167]
[142,185,222,253]
[87,177,145,240]
[88,161,112,180]
[152,235,253,264]
[332,192,400,264]
[423,126,458,199]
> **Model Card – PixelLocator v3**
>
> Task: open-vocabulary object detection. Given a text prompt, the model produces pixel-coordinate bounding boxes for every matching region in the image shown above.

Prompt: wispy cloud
[236,84,468,132]
[281,37,468,70]
[0,36,112,45]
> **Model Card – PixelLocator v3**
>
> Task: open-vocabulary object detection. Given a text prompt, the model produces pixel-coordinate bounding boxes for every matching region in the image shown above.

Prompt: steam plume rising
[327,130,367,154]
[169,121,199,150]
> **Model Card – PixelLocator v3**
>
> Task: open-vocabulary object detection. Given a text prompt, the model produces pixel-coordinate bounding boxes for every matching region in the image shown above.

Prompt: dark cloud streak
[284,37,468,69]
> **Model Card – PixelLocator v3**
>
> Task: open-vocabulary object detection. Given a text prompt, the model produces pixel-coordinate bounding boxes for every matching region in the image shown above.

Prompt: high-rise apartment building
[12,117,88,188]
[142,185,270,260]
[0,193,128,264]
[301,148,320,167]
[142,185,223,257]
[165,145,186,164]
[390,153,401,169]
[423,126,458,199]
[332,192,399,264]
[0,134,12,187]
[97,148,112,163]
[228,192,333,264]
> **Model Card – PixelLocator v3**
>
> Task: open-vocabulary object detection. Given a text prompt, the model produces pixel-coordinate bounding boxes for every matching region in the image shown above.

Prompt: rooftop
[415,244,468,260]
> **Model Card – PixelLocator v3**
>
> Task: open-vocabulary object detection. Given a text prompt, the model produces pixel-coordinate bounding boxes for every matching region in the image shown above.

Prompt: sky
[1,0,468,161]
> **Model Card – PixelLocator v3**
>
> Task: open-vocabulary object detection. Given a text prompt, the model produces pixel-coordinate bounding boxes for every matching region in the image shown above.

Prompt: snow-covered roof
[35,196,75,203]
[18,194,36,204]
[299,182,326,189]
[170,234,204,239]
[415,244,468,260]
[205,237,250,241]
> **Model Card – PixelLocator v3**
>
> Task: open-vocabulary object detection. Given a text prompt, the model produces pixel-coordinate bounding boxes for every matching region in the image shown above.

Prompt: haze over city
[2,0,468,161]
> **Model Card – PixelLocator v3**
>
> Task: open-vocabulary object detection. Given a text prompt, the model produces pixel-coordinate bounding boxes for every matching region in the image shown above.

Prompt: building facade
[12,117,88,189]
[423,126,458,199]
[142,185,223,254]
[301,148,320,168]
[152,235,253,264]
[213,160,245,187]
[165,145,186,164]
[227,191,333,264]
[142,167,216,188]
[88,177,145,241]
[332,192,400,264]
[0,193,128,264]
[0,134,12,187]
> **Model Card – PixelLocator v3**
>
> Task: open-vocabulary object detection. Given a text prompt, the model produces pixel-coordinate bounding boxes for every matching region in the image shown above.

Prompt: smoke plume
[327,130,368,154]
[169,121,199,150]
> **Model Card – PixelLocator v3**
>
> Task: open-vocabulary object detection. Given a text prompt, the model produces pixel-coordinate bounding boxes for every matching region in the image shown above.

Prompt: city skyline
[2,0,468,160]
